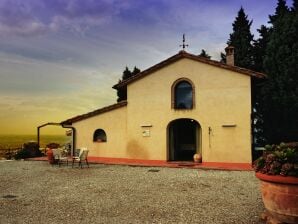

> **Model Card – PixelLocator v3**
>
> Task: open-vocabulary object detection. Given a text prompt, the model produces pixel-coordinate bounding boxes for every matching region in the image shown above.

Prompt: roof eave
[61,101,127,125]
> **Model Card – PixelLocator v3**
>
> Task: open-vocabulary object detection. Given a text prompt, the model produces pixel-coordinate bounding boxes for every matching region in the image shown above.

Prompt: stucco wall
[73,106,127,158]
[126,58,252,163]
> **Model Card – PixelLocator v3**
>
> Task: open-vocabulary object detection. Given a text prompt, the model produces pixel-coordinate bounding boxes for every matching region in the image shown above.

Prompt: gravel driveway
[0,160,265,224]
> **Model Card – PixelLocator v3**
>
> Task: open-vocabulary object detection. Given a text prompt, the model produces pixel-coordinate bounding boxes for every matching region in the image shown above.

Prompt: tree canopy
[199,49,211,59]
[117,66,141,102]
[259,0,298,143]
[227,7,254,69]
[224,1,298,145]
[253,25,270,73]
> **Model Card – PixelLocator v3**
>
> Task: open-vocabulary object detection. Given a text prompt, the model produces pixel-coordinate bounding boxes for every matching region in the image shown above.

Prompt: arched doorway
[168,119,201,161]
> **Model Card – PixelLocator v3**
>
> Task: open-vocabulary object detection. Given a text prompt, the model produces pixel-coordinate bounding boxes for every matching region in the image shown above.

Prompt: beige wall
[73,57,252,163]
[126,58,252,163]
[73,106,127,158]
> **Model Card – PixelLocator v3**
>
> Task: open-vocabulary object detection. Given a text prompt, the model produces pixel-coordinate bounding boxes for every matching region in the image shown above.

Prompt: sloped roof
[61,101,127,125]
[113,50,266,89]
[62,51,266,125]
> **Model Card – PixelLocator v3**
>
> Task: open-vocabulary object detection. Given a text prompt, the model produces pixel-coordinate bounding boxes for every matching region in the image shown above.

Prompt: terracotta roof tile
[61,101,127,125]
[113,50,266,89]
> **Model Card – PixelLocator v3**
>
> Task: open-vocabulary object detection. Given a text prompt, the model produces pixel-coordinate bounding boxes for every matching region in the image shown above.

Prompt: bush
[254,142,298,177]
[14,142,42,160]
[14,149,31,160]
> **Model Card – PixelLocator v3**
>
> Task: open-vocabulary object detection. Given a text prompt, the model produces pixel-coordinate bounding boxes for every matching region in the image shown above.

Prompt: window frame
[93,129,107,143]
[171,78,195,110]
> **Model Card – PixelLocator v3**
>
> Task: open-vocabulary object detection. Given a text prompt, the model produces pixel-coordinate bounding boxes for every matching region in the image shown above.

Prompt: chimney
[225,45,234,66]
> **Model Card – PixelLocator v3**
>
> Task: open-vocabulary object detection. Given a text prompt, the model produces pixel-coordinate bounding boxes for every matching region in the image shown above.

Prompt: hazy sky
[0,0,292,135]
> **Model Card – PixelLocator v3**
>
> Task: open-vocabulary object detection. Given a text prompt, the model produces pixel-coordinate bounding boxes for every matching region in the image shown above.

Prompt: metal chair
[52,148,68,167]
[72,148,89,168]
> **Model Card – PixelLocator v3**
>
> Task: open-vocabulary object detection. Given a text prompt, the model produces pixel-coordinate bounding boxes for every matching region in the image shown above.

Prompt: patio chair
[72,148,89,168]
[52,148,68,167]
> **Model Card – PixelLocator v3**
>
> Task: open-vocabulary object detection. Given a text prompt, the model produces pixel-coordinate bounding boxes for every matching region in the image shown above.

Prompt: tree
[117,66,141,102]
[269,0,289,25]
[122,66,132,80]
[132,66,141,76]
[220,52,226,63]
[227,7,254,69]
[253,25,271,73]
[251,25,271,146]
[259,0,298,143]
[294,0,298,11]
[116,85,127,102]
[199,49,211,59]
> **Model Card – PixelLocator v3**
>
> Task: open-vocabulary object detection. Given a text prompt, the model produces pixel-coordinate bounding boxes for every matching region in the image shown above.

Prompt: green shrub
[14,149,31,160]
[14,142,42,160]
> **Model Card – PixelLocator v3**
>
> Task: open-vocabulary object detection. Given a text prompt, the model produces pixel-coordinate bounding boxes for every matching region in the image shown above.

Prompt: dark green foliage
[260,1,298,143]
[294,0,298,11]
[117,85,127,102]
[14,142,42,160]
[220,52,226,63]
[227,7,254,69]
[132,66,141,76]
[199,49,211,59]
[117,66,141,102]
[122,66,132,80]
[14,149,31,160]
[251,26,271,146]
[251,0,298,145]
[253,25,270,73]
[269,0,288,24]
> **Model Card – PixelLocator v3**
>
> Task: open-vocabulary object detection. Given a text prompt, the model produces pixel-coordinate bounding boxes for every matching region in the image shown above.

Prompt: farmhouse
[61,47,265,166]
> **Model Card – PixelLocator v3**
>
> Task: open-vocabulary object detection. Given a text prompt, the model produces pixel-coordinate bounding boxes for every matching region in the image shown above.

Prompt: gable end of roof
[113,51,266,89]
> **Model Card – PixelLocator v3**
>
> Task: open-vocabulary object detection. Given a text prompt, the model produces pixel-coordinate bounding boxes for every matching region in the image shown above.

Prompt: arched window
[173,80,194,109]
[93,129,107,142]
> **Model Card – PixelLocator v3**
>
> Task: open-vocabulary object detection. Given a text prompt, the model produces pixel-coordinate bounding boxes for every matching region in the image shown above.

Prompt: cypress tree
[220,52,226,63]
[253,25,270,73]
[132,66,141,76]
[199,49,211,59]
[294,0,298,11]
[116,85,127,102]
[227,7,254,69]
[269,0,289,24]
[117,66,141,102]
[251,25,270,147]
[260,0,298,143]
[122,66,132,80]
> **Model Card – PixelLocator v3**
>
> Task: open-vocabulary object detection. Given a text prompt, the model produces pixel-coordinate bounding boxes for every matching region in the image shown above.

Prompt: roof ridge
[113,51,266,89]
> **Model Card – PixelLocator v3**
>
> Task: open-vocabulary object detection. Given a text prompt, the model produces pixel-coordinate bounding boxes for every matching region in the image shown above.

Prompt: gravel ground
[0,160,265,224]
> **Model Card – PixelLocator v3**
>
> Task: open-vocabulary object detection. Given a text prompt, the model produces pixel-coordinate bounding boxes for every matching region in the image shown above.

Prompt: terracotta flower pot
[46,148,54,164]
[193,153,202,163]
[256,172,298,224]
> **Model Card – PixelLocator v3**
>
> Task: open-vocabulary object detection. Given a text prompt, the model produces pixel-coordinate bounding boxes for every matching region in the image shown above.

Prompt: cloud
[0,0,131,37]
[0,0,46,37]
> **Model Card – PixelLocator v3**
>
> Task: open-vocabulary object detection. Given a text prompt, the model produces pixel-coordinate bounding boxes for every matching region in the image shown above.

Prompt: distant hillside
[0,134,71,149]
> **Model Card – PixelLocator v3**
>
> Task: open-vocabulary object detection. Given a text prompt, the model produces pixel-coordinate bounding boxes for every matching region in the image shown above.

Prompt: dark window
[93,129,107,142]
[174,81,193,109]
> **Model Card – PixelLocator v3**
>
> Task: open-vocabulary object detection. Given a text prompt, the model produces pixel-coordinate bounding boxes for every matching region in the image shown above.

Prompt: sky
[0,0,293,135]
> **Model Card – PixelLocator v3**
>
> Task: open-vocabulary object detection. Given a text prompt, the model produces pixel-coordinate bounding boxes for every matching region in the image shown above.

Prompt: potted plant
[254,143,298,224]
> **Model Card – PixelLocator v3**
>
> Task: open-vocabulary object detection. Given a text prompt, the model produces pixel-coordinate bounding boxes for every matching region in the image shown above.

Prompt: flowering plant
[254,143,298,177]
